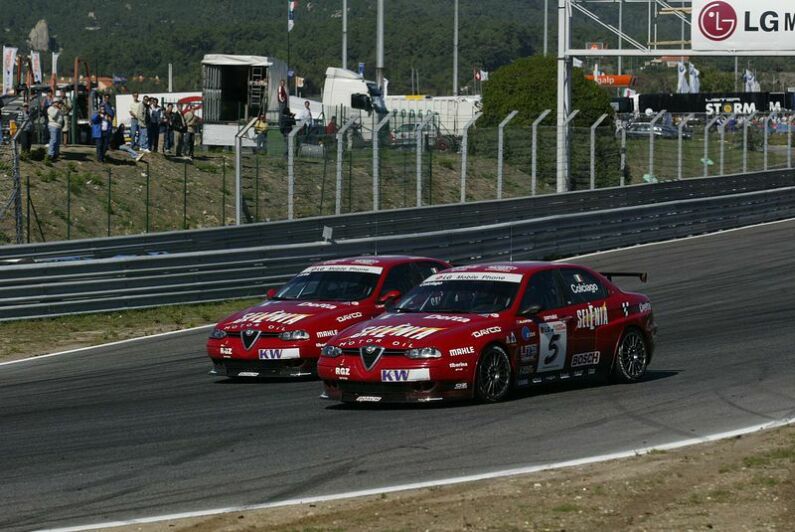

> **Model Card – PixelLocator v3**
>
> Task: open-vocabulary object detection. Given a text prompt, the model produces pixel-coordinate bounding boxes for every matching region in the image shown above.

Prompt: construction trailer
[201,54,288,147]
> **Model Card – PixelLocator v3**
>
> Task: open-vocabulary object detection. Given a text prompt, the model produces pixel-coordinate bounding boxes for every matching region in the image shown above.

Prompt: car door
[517,270,570,375]
[557,267,610,373]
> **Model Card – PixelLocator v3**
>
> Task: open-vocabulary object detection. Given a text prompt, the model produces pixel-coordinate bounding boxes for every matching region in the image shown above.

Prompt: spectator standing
[277,79,289,112]
[172,104,186,157]
[91,108,113,162]
[47,99,65,160]
[129,92,144,148]
[139,96,150,152]
[183,107,200,159]
[101,93,115,121]
[325,116,339,136]
[254,113,269,154]
[18,102,34,153]
[59,94,72,146]
[163,103,175,154]
[148,99,162,153]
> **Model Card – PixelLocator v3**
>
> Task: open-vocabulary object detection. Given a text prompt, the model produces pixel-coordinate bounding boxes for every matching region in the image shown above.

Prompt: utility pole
[556,0,572,193]
[453,0,459,94]
[544,0,549,56]
[376,0,385,90]
[342,0,348,69]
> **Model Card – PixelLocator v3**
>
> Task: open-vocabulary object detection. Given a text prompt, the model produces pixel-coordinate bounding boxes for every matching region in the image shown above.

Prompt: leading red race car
[206,256,449,379]
[318,261,657,403]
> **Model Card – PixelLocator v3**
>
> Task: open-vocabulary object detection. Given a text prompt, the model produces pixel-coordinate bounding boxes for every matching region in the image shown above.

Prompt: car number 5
[538,321,567,372]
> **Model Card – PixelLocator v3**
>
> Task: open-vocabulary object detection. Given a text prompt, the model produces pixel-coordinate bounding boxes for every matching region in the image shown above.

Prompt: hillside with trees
[2,1,793,96]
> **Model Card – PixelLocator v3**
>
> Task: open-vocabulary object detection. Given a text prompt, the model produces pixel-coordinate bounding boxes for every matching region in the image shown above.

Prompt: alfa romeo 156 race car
[206,256,449,378]
[318,261,656,403]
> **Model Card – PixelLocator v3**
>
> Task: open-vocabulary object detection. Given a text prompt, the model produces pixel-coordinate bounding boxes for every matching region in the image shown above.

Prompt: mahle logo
[699,1,738,41]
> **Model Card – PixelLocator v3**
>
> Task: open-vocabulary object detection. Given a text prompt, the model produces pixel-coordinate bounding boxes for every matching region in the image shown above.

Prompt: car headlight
[279,330,310,341]
[209,328,227,339]
[405,347,442,359]
[321,345,342,358]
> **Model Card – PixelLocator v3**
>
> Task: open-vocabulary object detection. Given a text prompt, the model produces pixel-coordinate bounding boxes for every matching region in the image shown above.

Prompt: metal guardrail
[2,168,795,263]
[1,185,794,321]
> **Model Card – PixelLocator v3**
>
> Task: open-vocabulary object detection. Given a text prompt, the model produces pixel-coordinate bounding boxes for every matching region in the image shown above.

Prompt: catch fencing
[1,184,794,321]
[4,109,794,245]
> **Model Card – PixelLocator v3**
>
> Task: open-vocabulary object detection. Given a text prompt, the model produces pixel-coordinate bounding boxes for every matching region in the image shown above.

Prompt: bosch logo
[699,1,737,41]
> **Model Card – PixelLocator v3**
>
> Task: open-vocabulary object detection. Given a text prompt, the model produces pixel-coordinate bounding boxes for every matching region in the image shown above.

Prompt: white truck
[201,54,288,147]
[321,67,388,139]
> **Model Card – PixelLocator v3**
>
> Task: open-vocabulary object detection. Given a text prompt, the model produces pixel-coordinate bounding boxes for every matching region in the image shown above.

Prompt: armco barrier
[2,169,795,262]
[1,186,794,321]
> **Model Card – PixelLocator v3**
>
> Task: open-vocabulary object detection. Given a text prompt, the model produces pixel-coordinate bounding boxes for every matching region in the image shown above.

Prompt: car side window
[559,268,608,303]
[380,264,417,296]
[520,270,565,312]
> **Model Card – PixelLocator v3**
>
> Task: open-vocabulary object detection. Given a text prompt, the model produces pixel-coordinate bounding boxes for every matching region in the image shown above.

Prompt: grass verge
[0,298,259,363]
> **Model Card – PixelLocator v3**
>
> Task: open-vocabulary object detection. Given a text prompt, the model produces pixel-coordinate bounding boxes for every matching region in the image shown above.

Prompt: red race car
[206,256,449,379]
[318,262,656,403]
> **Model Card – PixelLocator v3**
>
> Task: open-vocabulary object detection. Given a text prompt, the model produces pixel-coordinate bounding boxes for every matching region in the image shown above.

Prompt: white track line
[6,216,795,368]
[0,325,213,367]
[40,416,793,532]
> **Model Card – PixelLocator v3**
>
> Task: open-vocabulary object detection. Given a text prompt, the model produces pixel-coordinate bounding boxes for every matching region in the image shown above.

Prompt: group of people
[128,92,199,159]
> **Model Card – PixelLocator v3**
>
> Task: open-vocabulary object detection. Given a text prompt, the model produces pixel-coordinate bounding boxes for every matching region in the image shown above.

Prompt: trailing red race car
[206,256,449,379]
[318,261,657,403]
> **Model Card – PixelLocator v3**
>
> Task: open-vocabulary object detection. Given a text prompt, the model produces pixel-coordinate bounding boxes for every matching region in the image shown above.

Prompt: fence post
[287,125,302,220]
[560,110,580,193]
[234,117,258,226]
[704,115,721,177]
[718,113,736,176]
[183,162,188,230]
[497,110,519,200]
[648,110,666,180]
[589,113,609,190]
[144,161,150,233]
[335,117,359,215]
[677,114,694,181]
[763,115,771,171]
[531,109,551,196]
[620,126,627,187]
[255,156,260,222]
[743,112,756,174]
[373,114,392,211]
[415,113,435,207]
[221,158,226,225]
[789,115,793,169]
[66,171,71,240]
[107,168,112,237]
[460,114,481,203]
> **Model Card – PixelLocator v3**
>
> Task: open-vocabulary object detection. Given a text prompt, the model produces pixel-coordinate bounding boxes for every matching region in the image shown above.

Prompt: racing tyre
[475,346,512,402]
[611,329,649,383]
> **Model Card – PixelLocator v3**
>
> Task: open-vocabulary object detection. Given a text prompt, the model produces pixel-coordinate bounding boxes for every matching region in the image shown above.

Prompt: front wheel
[611,329,649,383]
[475,346,512,402]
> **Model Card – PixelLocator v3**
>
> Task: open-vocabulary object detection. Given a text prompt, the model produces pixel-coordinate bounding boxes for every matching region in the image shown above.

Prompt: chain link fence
[2,109,793,244]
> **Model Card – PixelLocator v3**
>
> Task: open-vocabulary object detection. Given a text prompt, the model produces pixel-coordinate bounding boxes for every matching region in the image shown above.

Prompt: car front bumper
[210,357,317,378]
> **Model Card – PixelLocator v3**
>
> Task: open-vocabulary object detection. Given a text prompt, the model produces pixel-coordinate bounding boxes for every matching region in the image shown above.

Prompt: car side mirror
[378,290,401,306]
[518,304,542,317]
[266,288,277,300]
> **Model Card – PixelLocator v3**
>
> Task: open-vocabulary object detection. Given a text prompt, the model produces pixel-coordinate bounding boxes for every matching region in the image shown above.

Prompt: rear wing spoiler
[601,272,648,283]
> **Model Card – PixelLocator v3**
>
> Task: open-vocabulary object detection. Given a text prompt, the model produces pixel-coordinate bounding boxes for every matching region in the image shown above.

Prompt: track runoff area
[0,218,793,531]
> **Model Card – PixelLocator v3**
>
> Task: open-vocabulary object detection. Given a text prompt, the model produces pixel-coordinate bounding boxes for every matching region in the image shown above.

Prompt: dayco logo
[699,1,737,41]
[336,312,363,323]
[232,311,310,325]
[449,346,475,356]
[576,303,609,330]
[347,324,444,340]
[472,326,502,338]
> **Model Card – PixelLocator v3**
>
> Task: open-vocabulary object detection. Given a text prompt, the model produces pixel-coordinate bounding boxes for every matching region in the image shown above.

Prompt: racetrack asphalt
[2,220,795,531]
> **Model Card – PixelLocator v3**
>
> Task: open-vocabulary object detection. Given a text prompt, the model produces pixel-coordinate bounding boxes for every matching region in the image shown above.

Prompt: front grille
[337,381,419,395]
[226,331,280,338]
[223,359,306,371]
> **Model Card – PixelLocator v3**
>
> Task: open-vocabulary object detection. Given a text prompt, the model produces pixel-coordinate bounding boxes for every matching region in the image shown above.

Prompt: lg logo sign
[699,1,738,41]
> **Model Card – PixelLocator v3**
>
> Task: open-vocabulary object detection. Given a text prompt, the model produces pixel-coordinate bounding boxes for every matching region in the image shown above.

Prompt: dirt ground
[114,424,795,532]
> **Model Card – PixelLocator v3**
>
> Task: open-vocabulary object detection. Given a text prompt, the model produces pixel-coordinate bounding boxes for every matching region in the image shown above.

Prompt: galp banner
[693,1,795,51]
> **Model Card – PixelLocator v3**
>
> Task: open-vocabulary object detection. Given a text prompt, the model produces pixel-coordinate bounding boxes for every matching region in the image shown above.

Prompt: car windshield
[274,271,379,302]
[395,280,519,314]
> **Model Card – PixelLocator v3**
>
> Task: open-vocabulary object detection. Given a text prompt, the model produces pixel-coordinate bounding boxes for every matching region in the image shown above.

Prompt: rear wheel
[475,346,512,402]
[611,329,649,383]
